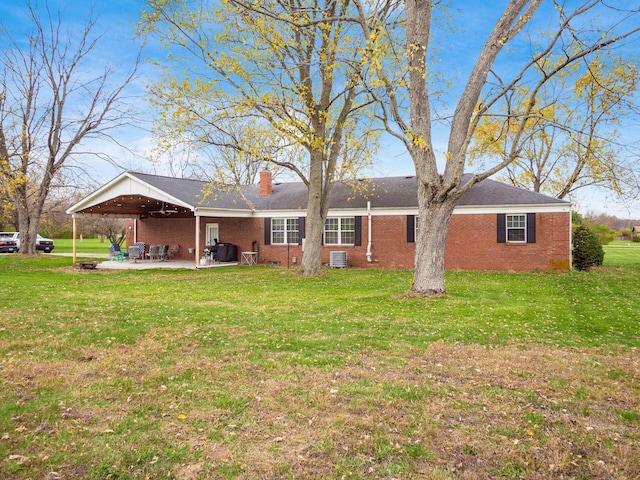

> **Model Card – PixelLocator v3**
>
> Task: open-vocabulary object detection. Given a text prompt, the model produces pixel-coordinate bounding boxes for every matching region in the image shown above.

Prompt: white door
[206,223,219,246]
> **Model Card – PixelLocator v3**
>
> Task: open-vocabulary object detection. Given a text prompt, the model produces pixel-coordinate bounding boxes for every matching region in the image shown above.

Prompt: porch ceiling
[74,195,194,218]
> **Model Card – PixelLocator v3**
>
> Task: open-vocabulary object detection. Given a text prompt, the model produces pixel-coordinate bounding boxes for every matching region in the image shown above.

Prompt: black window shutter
[497,214,506,243]
[526,213,536,243]
[354,216,362,246]
[298,217,305,245]
[264,218,271,245]
[407,215,415,243]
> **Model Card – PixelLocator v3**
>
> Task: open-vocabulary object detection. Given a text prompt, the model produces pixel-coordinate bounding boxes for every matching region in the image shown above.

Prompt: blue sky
[1,1,638,218]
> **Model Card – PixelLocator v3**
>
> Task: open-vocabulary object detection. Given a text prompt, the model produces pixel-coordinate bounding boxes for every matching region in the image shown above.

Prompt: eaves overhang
[452,203,572,215]
[66,172,195,217]
[193,207,255,218]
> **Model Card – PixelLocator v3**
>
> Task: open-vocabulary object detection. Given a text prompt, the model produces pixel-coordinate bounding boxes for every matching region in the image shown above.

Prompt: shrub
[591,224,615,245]
[619,228,632,240]
[573,225,605,271]
[633,235,640,243]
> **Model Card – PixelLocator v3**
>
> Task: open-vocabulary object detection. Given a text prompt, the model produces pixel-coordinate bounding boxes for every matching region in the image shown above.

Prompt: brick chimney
[259,170,273,196]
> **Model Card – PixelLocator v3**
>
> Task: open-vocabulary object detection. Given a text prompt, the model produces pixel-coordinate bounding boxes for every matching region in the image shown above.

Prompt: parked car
[0,232,19,253]
[0,232,55,253]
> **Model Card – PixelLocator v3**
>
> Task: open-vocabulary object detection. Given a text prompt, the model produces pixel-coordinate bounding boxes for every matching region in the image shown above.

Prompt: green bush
[632,235,640,243]
[573,225,605,271]
[592,224,615,245]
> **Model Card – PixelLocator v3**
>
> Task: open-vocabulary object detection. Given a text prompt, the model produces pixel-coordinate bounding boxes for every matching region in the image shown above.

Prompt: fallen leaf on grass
[8,454,29,464]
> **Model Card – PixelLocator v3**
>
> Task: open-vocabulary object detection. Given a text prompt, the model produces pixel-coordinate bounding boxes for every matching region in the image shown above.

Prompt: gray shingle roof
[129,171,569,212]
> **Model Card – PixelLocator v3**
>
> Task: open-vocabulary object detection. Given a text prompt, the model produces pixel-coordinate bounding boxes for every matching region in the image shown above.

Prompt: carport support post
[195,212,201,267]
[72,214,77,264]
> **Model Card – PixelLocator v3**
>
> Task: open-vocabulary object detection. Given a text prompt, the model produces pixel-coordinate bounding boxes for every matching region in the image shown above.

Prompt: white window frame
[271,218,299,245]
[506,214,526,243]
[324,217,356,245]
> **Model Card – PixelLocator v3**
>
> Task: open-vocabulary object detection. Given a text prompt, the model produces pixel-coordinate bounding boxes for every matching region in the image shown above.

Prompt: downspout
[366,201,372,262]
[569,205,573,270]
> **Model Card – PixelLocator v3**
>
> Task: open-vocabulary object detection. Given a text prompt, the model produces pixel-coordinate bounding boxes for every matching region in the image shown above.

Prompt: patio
[97,259,238,270]
[56,253,238,270]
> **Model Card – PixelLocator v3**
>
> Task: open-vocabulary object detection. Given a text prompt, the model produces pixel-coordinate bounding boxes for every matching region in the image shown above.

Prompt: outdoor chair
[166,244,179,260]
[108,243,126,261]
[134,242,146,260]
[148,245,162,261]
[128,245,142,262]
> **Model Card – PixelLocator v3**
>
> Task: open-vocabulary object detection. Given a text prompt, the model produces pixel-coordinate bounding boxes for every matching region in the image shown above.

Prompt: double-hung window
[271,218,299,245]
[324,217,355,245]
[506,214,526,242]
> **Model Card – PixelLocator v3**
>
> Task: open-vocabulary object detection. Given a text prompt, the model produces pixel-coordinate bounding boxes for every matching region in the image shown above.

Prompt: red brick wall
[444,212,571,271]
[125,217,196,260]
[126,211,571,271]
[126,217,263,261]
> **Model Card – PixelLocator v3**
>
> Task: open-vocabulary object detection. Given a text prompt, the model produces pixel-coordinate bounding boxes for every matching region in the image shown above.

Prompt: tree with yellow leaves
[141,0,379,275]
[353,0,640,295]
[471,51,638,202]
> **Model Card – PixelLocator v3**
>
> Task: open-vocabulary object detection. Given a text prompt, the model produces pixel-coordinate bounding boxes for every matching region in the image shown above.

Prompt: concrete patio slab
[97,260,238,270]
[53,253,240,270]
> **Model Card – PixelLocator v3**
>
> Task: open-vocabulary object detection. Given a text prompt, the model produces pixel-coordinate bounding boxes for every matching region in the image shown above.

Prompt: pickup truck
[0,232,55,253]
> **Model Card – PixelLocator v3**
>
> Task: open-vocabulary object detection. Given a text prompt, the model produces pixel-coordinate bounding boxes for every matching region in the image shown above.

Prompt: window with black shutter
[264,218,271,245]
[354,216,362,246]
[497,213,536,243]
[407,215,415,243]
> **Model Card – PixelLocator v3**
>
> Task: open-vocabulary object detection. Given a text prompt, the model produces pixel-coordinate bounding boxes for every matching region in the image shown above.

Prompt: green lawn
[603,240,640,265]
[0,252,638,479]
[52,237,113,254]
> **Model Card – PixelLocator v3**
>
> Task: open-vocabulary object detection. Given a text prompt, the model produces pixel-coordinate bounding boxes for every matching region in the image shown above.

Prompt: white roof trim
[67,172,572,217]
[194,207,255,218]
[452,203,572,214]
[257,203,572,218]
[66,172,195,214]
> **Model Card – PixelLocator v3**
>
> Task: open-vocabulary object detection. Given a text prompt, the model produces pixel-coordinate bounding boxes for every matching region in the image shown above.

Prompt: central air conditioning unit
[330,251,347,268]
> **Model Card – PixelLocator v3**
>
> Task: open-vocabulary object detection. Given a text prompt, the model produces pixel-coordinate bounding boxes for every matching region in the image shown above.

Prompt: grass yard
[603,240,640,266]
[0,252,638,479]
[52,238,113,255]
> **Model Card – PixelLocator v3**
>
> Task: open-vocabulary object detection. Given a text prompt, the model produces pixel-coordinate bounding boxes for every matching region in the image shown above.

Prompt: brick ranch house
[67,170,572,271]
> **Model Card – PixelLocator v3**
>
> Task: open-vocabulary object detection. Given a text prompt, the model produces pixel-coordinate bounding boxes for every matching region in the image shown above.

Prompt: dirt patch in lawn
[206,342,639,479]
[1,340,638,479]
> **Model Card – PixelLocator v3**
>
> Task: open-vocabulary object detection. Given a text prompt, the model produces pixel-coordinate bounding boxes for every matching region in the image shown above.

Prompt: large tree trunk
[410,184,457,296]
[14,160,50,255]
[300,154,330,276]
[13,183,38,255]
[16,198,43,255]
[301,199,324,275]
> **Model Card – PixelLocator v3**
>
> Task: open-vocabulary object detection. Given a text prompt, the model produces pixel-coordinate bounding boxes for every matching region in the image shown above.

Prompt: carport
[66,171,255,267]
